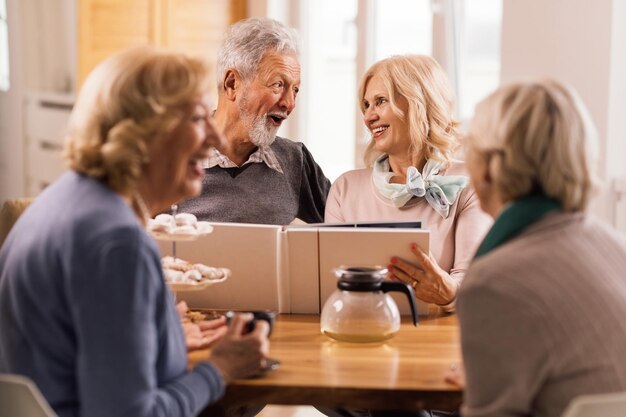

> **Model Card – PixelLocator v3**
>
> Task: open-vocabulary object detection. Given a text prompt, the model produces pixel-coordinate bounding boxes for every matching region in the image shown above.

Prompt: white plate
[167,269,230,292]
[150,229,213,242]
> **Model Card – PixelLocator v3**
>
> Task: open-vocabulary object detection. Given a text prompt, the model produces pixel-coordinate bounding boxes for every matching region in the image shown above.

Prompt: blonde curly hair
[64,46,212,197]
[467,79,599,211]
[360,55,460,167]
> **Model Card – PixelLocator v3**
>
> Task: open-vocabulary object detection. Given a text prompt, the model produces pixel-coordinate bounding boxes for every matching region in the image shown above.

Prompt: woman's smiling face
[144,96,220,206]
[362,73,411,158]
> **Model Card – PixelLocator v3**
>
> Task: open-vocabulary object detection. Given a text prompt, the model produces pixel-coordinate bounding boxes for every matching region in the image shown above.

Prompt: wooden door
[77,0,247,89]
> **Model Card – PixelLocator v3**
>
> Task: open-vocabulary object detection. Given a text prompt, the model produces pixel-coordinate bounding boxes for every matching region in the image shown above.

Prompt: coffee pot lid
[334,266,388,291]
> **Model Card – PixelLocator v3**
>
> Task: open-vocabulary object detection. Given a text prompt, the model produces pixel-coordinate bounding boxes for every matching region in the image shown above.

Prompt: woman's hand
[209,313,270,382]
[388,243,458,306]
[176,301,228,351]
[183,317,228,351]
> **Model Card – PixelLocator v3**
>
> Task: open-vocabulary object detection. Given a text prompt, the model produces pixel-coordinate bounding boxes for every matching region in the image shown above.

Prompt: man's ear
[222,69,240,101]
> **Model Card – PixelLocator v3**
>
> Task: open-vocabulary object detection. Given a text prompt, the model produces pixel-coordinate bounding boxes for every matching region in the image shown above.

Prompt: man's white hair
[217,17,299,90]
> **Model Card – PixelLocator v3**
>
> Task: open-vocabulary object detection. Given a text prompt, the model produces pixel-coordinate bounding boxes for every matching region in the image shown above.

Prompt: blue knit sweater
[0,171,224,417]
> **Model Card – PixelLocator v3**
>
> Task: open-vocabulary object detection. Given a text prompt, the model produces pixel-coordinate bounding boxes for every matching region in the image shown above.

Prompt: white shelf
[23,91,73,196]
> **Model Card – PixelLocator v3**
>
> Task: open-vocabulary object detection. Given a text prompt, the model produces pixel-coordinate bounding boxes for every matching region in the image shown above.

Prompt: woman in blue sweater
[0,46,269,417]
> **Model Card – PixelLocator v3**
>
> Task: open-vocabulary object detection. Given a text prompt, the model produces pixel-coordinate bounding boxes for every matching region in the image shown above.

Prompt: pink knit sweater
[325,161,493,309]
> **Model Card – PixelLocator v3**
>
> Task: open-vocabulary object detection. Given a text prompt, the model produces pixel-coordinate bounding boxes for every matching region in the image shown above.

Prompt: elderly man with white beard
[177,17,331,225]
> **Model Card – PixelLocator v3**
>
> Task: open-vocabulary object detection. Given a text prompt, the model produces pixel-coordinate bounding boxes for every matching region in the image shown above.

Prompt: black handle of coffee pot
[381,281,419,326]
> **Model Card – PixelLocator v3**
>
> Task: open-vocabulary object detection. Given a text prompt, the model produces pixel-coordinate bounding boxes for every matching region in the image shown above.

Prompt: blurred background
[0,0,624,233]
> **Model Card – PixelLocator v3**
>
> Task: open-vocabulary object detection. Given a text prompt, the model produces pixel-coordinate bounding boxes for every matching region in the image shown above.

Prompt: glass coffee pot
[321,266,419,343]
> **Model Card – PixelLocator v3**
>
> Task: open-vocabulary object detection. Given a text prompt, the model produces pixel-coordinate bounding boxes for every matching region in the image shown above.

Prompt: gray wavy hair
[467,79,599,212]
[217,17,299,89]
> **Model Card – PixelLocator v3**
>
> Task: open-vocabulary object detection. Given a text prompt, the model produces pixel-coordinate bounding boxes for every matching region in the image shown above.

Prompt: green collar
[474,195,561,259]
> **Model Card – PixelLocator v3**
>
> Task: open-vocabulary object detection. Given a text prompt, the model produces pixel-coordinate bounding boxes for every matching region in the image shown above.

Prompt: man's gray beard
[239,95,278,148]
[248,114,278,147]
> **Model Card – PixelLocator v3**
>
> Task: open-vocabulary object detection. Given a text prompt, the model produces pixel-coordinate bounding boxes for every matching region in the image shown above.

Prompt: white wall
[0,0,24,202]
[0,0,75,201]
[607,0,626,226]
[500,0,623,224]
[21,0,74,92]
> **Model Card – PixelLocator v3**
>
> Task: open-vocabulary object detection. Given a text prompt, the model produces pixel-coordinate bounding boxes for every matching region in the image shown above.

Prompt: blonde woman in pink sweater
[325,55,491,311]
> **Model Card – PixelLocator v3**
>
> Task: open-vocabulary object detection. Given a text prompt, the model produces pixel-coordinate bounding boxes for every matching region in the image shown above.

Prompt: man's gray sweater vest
[177,137,331,225]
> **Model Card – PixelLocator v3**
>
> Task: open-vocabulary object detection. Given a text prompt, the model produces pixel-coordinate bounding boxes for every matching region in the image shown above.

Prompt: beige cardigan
[458,212,626,417]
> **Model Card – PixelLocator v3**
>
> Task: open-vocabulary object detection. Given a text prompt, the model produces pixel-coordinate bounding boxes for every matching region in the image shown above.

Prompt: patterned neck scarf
[372,154,468,218]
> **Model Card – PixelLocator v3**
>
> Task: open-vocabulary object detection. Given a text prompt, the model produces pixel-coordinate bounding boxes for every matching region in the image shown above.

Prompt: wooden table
[190,312,462,416]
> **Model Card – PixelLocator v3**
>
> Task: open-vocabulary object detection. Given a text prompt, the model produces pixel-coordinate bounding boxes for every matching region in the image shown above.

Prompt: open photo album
[157,221,430,315]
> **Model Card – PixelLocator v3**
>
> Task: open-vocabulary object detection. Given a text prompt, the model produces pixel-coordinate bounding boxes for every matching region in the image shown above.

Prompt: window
[298,0,358,181]
[0,0,9,91]
[282,0,502,178]
[456,0,502,119]
[372,0,433,60]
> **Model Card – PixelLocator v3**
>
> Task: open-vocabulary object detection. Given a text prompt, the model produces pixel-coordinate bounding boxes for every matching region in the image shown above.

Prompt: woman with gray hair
[0,46,269,417]
[449,79,626,417]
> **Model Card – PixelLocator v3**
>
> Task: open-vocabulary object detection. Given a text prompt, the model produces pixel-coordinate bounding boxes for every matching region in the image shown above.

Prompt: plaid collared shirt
[203,146,284,174]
